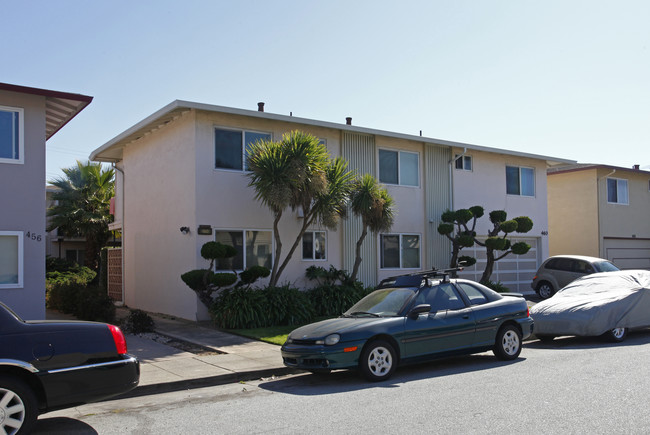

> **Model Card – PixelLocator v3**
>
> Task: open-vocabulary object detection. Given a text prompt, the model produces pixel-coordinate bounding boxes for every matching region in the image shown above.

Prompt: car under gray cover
[530,270,650,339]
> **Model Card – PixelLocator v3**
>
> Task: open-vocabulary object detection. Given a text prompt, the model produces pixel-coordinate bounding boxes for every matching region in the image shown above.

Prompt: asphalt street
[36,329,650,434]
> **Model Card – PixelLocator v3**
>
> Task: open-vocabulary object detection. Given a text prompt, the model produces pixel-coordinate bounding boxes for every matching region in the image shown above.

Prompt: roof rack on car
[376,266,464,289]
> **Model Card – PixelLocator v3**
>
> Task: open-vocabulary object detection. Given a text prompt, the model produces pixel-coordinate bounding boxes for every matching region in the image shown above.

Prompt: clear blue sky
[3,0,649,181]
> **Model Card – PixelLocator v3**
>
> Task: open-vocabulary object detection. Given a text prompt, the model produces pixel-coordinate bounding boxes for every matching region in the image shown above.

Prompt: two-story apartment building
[90,100,572,321]
[0,83,92,319]
[548,164,650,269]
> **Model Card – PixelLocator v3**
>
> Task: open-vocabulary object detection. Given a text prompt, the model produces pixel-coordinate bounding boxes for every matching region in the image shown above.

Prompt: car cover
[530,270,650,337]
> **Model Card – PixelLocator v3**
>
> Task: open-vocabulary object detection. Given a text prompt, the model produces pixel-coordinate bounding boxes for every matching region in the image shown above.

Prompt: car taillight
[108,324,128,354]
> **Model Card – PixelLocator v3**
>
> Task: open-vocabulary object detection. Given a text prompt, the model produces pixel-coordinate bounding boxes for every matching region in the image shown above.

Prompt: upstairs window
[379,149,419,186]
[0,106,23,164]
[607,178,629,204]
[454,155,472,171]
[0,232,23,288]
[302,231,327,260]
[214,128,271,171]
[506,166,535,197]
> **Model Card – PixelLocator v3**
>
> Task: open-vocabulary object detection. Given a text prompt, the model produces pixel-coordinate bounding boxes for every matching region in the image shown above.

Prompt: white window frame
[380,233,421,270]
[454,154,472,171]
[378,149,420,187]
[0,105,24,165]
[506,165,535,197]
[302,230,327,261]
[607,177,629,205]
[0,231,23,288]
[214,126,272,172]
[213,228,273,272]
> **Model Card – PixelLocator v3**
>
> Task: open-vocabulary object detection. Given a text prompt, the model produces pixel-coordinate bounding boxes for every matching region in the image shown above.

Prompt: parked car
[281,269,534,381]
[531,255,619,299]
[0,302,139,434]
[530,270,650,342]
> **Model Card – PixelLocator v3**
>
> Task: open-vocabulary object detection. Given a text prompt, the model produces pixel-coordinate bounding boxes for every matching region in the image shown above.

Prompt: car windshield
[343,288,415,317]
[593,261,619,272]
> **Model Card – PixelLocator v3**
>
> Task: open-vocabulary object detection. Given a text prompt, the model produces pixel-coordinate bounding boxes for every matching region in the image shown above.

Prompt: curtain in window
[400,152,419,186]
[521,168,535,196]
[246,230,272,268]
[0,235,19,284]
[401,235,420,268]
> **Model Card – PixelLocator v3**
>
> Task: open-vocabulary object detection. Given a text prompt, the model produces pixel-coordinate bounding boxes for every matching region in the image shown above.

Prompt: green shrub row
[210,283,373,330]
[46,259,115,323]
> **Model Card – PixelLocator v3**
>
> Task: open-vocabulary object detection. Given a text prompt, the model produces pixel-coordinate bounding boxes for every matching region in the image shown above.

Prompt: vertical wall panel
[341,132,377,286]
[425,144,453,270]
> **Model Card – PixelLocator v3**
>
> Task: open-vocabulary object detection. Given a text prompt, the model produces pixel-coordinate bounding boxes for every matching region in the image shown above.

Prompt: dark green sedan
[281,270,534,381]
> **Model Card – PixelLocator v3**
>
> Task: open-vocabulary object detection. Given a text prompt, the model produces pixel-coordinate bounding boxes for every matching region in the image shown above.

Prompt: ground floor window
[65,249,86,266]
[302,231,326,260]
[0,231,23,287]
[380,233,420,269]
[214,229,272,271]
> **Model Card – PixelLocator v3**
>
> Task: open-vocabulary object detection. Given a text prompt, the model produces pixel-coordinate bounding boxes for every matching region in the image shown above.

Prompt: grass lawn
[227,317,332,346]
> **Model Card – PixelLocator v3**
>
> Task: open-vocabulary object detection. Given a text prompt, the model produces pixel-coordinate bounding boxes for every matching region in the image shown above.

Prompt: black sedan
[0,302,139,434]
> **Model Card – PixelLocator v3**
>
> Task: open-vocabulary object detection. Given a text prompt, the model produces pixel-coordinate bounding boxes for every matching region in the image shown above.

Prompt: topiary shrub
[122,309,155,333]
[481,280,510,293]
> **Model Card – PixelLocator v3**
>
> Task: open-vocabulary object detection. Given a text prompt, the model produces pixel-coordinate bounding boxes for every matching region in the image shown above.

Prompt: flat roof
[90,99,575,166]
[0,82,93,140]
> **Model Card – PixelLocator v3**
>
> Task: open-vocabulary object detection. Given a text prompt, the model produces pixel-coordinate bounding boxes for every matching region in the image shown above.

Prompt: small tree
[247,131,355,287]
[437,206,484,268]
[181,241,270,310]
[475,211,533,283]
[349,174,395,282]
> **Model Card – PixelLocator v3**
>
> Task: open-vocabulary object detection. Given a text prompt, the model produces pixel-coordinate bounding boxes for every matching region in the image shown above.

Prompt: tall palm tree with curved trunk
[349,174,395,282]
[47,161,115,272]
[247,131,355,287]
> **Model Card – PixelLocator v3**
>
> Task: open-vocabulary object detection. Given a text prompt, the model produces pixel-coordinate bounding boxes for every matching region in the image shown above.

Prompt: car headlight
[322,334,340,346]
[285,337,293,344]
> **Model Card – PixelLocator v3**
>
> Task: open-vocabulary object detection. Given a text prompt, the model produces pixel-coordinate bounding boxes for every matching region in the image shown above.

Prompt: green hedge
[209,283,373,330]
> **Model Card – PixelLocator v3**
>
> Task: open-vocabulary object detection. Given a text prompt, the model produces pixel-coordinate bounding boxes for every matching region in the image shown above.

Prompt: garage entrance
[603,238,650,270]
[456,237,539,294]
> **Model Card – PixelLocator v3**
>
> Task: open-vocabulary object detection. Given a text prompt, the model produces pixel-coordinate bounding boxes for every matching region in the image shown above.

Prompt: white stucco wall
[121,111,200,320]
[451,148,550,262]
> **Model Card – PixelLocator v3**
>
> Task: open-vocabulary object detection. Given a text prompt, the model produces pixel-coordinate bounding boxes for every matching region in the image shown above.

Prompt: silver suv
[531,255,620,299]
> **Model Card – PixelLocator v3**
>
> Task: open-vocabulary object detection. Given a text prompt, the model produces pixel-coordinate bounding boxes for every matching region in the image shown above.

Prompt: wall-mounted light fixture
[180,226,190,234]
[197,225,212,235]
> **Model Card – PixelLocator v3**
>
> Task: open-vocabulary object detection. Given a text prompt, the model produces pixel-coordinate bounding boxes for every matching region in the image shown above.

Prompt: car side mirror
[408,304,431,319]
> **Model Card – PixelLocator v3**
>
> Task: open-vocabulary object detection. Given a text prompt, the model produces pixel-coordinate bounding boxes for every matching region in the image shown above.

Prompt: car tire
[536,282,555,299]
[604,327,627,343]
[493,325,522,360]
[0,375,39,435]
[359,340,397,382]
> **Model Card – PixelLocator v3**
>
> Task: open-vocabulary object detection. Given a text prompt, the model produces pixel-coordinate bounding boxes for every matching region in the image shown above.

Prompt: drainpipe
[596,169,616,257]
[112,162,126,305]
[448,148,467,210]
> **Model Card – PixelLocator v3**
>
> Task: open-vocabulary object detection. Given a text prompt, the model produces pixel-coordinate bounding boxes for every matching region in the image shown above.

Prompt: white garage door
[457,237,538,294]
[603,238,650,270]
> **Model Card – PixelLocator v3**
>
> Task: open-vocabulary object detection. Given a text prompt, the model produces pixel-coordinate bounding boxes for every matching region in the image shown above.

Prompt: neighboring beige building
[90,100,571,321]
[548,164,650,269]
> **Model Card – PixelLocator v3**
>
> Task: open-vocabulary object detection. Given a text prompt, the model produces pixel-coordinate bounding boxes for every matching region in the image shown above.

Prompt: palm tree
[47,161,115,272]
[349,174,395,282]
[247,131,355,286]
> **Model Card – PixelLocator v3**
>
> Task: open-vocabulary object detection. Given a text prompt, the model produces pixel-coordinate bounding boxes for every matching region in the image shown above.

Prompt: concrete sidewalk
[46,308,301,398]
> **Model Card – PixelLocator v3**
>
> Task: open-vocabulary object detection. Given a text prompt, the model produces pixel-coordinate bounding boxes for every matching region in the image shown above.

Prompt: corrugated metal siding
[425,144,452,270]
[341,132,377,286]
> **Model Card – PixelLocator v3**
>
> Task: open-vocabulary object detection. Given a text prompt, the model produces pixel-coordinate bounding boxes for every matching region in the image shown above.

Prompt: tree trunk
[269,211,283,287]
[350,225,368,282]
[480,249,495,283]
